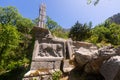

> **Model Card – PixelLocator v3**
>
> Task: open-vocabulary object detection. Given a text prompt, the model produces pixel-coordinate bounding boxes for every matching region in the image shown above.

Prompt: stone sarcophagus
[30,27,66,70]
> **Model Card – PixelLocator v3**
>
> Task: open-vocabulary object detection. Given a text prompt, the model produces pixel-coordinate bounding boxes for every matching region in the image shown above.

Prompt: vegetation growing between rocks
[52,71,62,80]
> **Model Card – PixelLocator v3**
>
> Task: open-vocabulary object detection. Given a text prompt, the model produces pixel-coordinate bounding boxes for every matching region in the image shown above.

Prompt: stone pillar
[38,3,46,28]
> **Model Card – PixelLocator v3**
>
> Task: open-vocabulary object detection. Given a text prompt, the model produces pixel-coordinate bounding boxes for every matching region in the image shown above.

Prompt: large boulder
[73,46,119,73]
[69,45,120,80]
[100,56,120,80]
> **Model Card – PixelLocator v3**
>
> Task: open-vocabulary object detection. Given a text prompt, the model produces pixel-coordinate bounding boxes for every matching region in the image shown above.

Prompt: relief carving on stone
[37,43,63,57]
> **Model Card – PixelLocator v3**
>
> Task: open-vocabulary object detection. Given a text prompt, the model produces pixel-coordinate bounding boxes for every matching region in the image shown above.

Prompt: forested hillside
[108,13,120,24]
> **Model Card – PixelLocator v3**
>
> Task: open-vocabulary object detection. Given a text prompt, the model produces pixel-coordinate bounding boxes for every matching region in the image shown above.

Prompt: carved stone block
[30,62,54,70]
[54,61,61,69]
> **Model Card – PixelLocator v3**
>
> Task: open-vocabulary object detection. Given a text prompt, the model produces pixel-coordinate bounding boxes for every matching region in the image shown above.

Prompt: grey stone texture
[66,40,74,59]
[100,56,120,80]
[30,62,54,70]
[31,27,66,71]
[68,45,120,80]
[72,46,119,73]
[63,60,74,72]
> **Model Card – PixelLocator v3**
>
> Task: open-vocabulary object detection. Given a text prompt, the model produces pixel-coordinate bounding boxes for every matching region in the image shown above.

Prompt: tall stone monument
[38,3,46,28]
[23,3,70,80]
[31,3,66,69]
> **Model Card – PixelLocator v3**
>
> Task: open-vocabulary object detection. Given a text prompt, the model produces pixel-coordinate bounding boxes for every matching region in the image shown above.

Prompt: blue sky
[0,0,120,28]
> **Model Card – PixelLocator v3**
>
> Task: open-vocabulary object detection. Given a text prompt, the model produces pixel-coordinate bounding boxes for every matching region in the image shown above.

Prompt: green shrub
[52,71,62,80]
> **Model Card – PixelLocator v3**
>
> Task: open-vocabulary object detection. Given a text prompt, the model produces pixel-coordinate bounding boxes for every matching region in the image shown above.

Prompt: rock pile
[69,45,120,80]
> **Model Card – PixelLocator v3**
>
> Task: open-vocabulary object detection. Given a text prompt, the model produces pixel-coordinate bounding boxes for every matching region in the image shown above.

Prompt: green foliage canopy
[89,25,110,44]
[108,23,120,45]
[16,17,34,34]
[0,6,34,77]
[0,6,21,25]
[0,24,21,73]
[88,22,120,45]
[69,21,91,41]
[46,16,58,30]
[46,16,68,39]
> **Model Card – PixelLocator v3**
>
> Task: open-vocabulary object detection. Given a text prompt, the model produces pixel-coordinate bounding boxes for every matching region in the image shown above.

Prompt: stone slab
[32,57,63,62]
[66,40,73,59]
[30,61,54,70]
[54,61,62,69]
[30,60,62,70]
[63,60,74,72]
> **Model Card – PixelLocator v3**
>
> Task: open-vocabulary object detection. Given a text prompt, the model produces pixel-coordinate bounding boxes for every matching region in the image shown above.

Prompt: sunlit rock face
[30,27,67,71]
[69,44,120,80]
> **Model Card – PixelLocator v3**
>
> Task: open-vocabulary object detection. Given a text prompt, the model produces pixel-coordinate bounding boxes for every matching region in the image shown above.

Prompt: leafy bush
[69,21,91,41]
[52,71,62,80]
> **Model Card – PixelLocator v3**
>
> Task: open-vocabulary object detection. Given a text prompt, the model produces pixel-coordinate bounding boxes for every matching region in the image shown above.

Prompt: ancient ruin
[38,3,46,28]
[23,3,120,80]
[23,3,73,80]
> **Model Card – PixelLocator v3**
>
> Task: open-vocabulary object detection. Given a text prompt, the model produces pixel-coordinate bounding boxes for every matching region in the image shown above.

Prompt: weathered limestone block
[72,46,119,73]
[30,62,54,70]
[30,27,67,71]
[38,43,63,57]
[74,47,98,68]
[54,61,62,69]
[32,27,52,39]
[32,57,63,62]
[63,60,74,72]
[51,38,66,58]
[73,41,95,49]
[68,45,120,80]
[100,56,120,80]
[66,40,74,59]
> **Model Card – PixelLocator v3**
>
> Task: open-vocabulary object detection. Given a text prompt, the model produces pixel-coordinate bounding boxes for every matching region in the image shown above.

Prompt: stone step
[63,59,74,73]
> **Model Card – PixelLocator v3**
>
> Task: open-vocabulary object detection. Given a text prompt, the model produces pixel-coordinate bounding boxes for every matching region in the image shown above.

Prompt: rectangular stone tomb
[30,40,64,70]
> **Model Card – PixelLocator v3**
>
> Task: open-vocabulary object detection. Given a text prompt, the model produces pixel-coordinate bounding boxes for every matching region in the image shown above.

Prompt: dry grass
[29,68,49,76]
